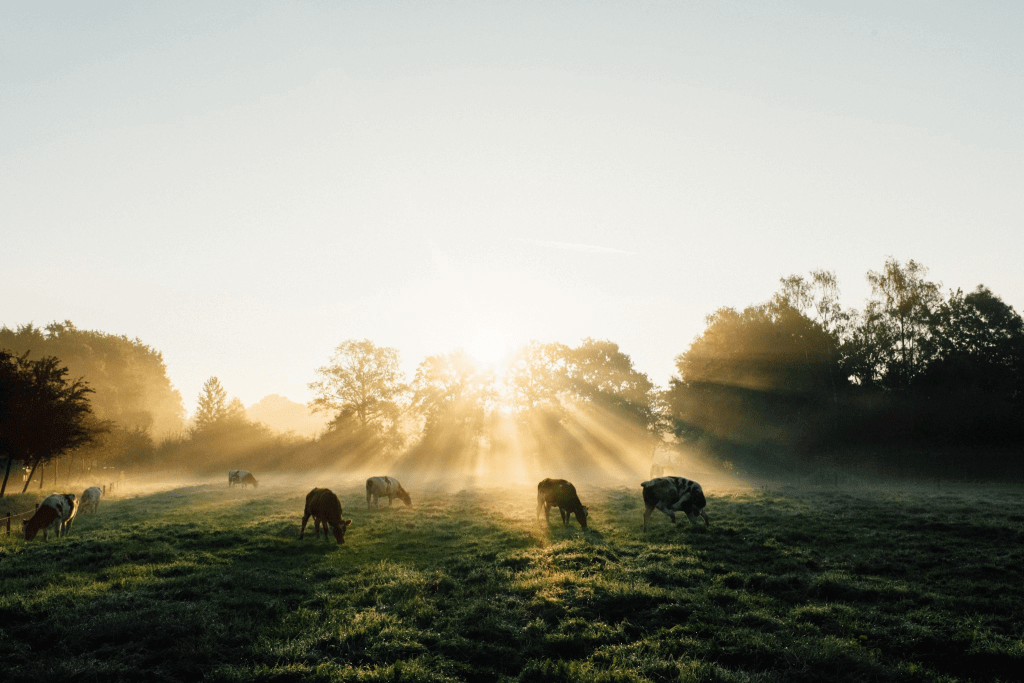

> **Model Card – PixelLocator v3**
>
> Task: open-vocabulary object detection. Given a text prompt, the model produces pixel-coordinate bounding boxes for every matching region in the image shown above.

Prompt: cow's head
[397,487,412,506]
[332,519,353,544]
[578,505,589,528]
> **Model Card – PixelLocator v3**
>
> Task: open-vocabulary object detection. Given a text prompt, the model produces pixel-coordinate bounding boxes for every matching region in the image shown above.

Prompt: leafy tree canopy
[0,351,107,496]
[308,339,407,438]
[0,321,184,437]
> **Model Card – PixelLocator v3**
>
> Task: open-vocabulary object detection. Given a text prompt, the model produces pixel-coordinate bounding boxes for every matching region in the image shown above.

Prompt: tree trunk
[0,456,12,498]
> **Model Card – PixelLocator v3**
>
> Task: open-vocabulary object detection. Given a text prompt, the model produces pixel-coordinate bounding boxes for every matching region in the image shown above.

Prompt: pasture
[1,474,1022,682]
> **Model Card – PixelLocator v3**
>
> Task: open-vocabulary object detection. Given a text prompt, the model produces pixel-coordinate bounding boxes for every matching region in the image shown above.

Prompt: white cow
[641,476,709,531]
[365,476,411,508]
[23,493,79,541]
[80,486,102,514]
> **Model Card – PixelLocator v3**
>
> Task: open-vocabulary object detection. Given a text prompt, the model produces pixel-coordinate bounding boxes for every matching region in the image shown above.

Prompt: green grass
[2,477,1023,682]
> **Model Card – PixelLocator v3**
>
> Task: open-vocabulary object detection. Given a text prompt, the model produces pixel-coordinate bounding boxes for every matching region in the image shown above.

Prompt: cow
[537,478,588,529]
[80,486,102,514]
[641,476,709,531]
[365,476,411,508]
[300,488,352,545]
[22,493,79,541]
[228,470,258,488]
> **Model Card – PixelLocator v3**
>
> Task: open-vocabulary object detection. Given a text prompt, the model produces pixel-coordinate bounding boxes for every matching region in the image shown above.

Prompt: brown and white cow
[80,486,102,514]
[22,493,79,541]
[300,488,352,545]
[537,478,589,528]
[228,470,258,488]
[365,476,411,508]
[641,476,709,531]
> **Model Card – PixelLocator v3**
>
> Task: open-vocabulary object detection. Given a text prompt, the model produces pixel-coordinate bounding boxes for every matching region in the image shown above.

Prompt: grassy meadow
[1,472,1023,682]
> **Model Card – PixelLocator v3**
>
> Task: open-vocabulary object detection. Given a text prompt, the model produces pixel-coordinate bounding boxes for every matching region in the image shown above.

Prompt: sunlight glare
[465,327,513,367]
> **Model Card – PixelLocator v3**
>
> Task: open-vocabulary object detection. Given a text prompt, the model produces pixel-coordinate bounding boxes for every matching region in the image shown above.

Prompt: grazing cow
[22,493,79,541]
[641,476,709,531]
[300,488,352,545]
[537,478,589,529]
[365,476,411,508]
[228,470,258,488]
[80,486,102,514]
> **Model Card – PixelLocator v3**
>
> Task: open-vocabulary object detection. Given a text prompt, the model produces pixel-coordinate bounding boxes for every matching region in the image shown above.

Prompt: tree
[0,321,185,437]
[919,285,1024,401]
[0,351,106,496]
[308,340,407,440]
[505,341,572,414]
[412,350,494,435]
[192,376,230,434]
[861,258,942,392]
[666,303,842,459]
[564,338,658,433]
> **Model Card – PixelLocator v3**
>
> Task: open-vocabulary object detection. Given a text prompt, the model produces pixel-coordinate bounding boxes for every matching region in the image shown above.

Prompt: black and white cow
[80,486,102,514]
[641,476,709,531]
[365,476,411,508]
[22,493,79,541]
[228,470,259,488]
[537,478,589,528]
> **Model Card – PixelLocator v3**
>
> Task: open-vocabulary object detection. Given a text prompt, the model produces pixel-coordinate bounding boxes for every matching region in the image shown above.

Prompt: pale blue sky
[3,2,1022,414]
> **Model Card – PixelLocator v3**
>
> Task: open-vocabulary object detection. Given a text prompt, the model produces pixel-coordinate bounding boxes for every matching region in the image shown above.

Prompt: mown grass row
[2,478,1023,682]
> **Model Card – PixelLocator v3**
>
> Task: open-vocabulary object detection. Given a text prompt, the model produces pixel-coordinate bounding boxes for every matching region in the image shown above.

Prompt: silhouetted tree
[919,285,1024,400]
[0,351,106,496]
[666,303,843,464]
[859,258,942,392]
[0,322,185,437]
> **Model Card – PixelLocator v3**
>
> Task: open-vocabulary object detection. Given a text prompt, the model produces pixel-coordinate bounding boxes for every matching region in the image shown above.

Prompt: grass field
[1,472,1023,682]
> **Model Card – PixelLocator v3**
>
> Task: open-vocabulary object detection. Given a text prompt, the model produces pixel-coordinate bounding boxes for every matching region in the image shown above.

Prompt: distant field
[1,474,1023,682]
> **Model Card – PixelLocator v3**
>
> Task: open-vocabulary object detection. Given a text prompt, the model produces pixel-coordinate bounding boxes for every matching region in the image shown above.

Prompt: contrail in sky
[517,239,638,255]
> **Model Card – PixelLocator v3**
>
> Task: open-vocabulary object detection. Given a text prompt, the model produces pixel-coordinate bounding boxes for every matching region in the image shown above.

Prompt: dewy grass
[1,478,1023,682]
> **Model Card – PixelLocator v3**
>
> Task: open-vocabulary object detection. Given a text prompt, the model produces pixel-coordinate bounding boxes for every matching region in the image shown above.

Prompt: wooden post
[4,512,10,537]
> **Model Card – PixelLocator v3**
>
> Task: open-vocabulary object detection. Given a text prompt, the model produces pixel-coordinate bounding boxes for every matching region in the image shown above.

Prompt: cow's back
[306,488,342,525]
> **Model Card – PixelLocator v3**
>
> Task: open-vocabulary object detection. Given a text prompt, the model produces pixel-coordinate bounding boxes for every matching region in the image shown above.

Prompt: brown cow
[537,478,588,528]
[300,488,352,545]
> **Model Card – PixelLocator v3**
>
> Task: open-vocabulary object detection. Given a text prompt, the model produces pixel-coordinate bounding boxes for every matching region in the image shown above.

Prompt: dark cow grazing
[80,486,102,514]
[365,476,411,508]
[537,478,588,528]
[228,470,258,488]
[641,476,709,531]
[23,493,79,541]
[300,488,352,545]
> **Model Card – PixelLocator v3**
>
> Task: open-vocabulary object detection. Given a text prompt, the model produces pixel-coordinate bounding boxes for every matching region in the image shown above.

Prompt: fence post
[4,512,9,537]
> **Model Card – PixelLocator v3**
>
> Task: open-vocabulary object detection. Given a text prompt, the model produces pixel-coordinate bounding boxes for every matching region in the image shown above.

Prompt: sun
[465,327,514,367]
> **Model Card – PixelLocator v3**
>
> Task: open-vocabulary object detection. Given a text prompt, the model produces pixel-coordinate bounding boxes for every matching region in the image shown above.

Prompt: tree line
[3,257,1023,489]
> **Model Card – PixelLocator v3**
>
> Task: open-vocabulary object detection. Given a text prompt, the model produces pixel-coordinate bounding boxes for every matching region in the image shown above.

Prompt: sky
[2,1,1023,417]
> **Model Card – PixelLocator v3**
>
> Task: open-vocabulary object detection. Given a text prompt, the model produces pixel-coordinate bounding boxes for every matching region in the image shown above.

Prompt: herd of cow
[17,471,710,545]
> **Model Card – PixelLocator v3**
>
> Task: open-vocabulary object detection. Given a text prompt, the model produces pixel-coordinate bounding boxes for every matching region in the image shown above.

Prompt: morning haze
[2,4,1023,680]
